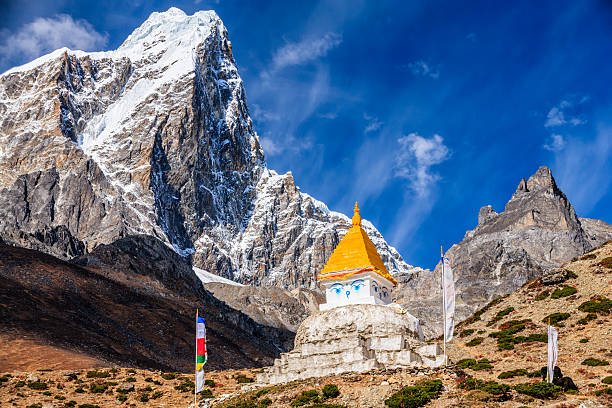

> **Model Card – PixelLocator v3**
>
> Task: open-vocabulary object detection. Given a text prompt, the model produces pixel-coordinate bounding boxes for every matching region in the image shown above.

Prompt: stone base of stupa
[257,304,445,385]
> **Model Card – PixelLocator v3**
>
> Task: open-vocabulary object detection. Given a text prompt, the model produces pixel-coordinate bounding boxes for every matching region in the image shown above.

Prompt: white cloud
[394,133,450,197]
[0,14,107,67]
[272,32,342,70]
[259,135,283,156]
[552,126,612,214]
[543,134,566,151]
[545,106,566,127]
[545,98,587,127]
[405,60,440,79]
[363,113,382,133]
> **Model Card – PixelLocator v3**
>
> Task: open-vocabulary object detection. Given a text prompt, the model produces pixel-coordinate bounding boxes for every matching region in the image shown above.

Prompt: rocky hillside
[0,7,417,289]
[449,239,612,396]
[395,166,612,337]
[0,237,295,372]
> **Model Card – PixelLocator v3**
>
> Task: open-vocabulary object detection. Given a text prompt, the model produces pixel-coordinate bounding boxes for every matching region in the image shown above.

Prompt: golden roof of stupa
[318,203,397,286]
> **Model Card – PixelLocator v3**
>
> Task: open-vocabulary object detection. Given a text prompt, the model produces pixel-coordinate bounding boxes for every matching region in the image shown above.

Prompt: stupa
[318,202,397,310]
[257,204,444,384]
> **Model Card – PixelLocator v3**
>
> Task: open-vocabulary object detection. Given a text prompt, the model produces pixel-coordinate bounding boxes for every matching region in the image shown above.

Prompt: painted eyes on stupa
[330,284,343,295]
[350,279,365,291]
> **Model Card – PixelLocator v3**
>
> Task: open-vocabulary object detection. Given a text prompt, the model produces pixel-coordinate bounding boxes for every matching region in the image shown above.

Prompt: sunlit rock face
[257,304,444,384]
[394,166,612,338]
[0,8,418,287]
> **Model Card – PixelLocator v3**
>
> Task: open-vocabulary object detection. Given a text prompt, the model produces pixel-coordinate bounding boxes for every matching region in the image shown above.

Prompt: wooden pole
[441,246,446,366]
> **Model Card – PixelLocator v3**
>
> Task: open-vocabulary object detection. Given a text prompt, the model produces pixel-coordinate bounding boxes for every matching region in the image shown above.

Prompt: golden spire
[319,202,397,286]
[351,202,361,226]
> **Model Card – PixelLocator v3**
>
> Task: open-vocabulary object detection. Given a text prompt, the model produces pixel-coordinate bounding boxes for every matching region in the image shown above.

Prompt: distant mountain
[395,166,612,337]
[0,236,293,371]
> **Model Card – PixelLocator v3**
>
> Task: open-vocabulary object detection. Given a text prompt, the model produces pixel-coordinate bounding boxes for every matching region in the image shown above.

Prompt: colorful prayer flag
[195,313,207,393]
[547,325,558,383]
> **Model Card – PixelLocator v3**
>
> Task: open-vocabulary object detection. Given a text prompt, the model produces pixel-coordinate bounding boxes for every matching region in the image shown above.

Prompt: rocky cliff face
[0,8,417,288]
[395,166,612,337]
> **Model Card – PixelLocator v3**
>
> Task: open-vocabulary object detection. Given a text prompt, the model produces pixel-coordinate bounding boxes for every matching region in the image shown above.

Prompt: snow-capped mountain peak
[0,8,420,289]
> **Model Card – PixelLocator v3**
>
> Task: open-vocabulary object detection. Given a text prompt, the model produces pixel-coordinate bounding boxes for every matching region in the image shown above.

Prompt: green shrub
[175,379,195,392]
[488,307,515,325]
[579,297,612,314]
[291,389,320,406]
[384,379,443,408]
[151,390,163,399]
[66,401,77,407]
[144,377,153,382]
[205,379,215,388]
[14,380,25,388]
[309,404,345,408]
[143,385,152,392]
[37,369,52,372]
[543,313,570,326]
[580,338,589,343]
[602,376,612,384]
[322,384,340,398]
[456,358,492,370]
[139,393,149,402]
[26,404,41,408]
[259,398,273,407]
[459,329,475,337]
[86,371,109,379]
[117,395,127,402]
[466,337,483,347]
[462,296,508,325]
[27,381,48,390]
[42,391,52,396]
[582,358,609,366]
[458,378,510,400]
[54,395,66,400]
[78,405,101,408]
[161,373,176,380]
[593,387,612,396]
[514,382,563,399]
[600,257,612,269]
[581,253,597,260]
[535,290,549,301]
[551,285,577,299]
[125,376,136,382]
[456,359,477,369]
[75,387,85,393]
[498,369,528,379]
[89,383,108,393]
[199,388,214,398]
[127,369,136,374]
[578,313,598,324]
[235,374,255,384]
[255,388,270,398]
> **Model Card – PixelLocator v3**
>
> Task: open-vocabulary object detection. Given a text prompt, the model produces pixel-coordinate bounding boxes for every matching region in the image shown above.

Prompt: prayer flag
[547,325,558,383]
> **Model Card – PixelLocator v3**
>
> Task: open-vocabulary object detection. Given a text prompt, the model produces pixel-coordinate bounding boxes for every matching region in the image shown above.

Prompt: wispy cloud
[271,33,342,70]
[543,133,566,151]
[394,133,451,197]
[0,14,107,70]
[552,125,612,214]
[404,60,440,79]
[544,97,588,127]
[363,113,382,133]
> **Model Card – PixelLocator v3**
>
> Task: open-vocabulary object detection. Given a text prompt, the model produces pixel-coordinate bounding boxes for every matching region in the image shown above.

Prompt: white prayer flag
[442,257,455,341]
[547,325,558,383]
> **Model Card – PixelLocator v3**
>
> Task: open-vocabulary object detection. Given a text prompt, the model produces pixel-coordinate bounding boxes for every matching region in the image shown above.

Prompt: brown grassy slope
[449,241,612,394]
[0,237,292,372]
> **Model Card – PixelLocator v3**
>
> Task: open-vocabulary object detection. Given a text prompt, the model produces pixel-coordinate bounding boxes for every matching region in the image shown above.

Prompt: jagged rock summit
[395,166,612,338]
[0,7,418,288]
[257,304,444,384]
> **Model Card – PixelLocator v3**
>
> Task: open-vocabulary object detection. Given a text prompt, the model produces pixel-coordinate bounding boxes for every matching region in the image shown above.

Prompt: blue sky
[1,0,611,269]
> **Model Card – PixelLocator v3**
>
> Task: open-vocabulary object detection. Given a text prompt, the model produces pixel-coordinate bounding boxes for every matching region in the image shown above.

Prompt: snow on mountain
[0,7,421,288]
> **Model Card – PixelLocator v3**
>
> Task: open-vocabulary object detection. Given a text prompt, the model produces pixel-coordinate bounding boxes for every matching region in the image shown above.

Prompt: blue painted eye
[351,279,365,291]
[331,284,343,296]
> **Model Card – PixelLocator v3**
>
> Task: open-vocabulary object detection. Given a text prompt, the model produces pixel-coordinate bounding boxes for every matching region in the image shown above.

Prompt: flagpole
[195,308,198,408]
[441,245,447,366]
[546,316,550,383]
